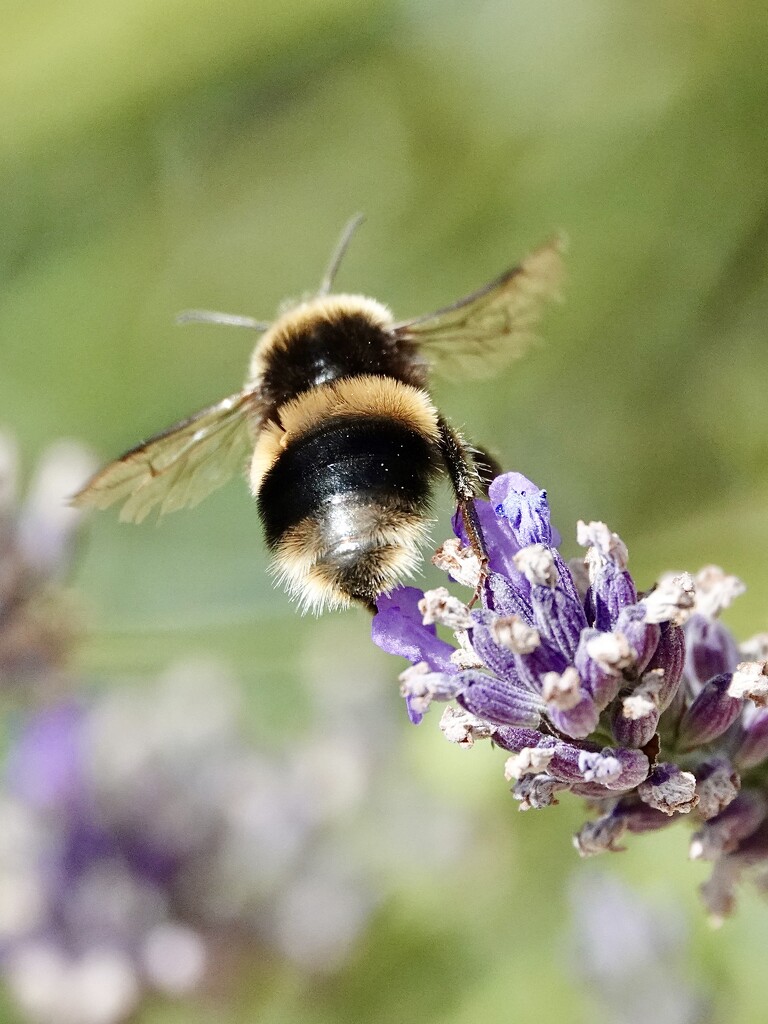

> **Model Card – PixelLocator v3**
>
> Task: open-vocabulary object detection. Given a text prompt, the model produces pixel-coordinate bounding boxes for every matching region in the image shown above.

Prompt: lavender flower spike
[372,467,768,918]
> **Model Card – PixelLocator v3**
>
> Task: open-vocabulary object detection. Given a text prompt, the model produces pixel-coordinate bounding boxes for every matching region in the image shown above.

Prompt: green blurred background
[3,0,768,1020]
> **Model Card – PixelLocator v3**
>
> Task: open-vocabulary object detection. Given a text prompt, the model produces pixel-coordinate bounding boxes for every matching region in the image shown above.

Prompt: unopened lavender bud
[548,692,600,740]
[692,565,745,619]
[573,813,627,856]
[578,521,635,630]
[728,661,768,707]
[733,707,768,770]
[677,672,743,751]
[504,746,555,780]
[530,584,586,660]
[644,621,685,711]
[641,572,695,626]
[689,791,768,861]
[491,616,540,655]
[615,605,660,674]
[611,676,660,749]
[439,706,494,747]
[432,538,482,589]
[585,631,635,675]
[638,763,698,816]
[694,758,740,820]
[578,747,649,791]
[574,631,621,709]
[513,773,568,810]
[419,588,473,629]
[513,544,557,588]
[456,671,542,728]
[685,614,740,689]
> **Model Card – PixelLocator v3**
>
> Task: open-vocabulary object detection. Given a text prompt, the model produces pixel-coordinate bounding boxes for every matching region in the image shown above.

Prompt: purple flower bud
[690,791,768,861]
[733,707,768,770]
[513,638,568,694]
[610,692,660,749]
[468,622,521,683]
[684,613,740,689]
[455,671,543,728]
[638,763,698,815]
[694,757,740,820]
[644,621,685,711]
[677,672,743,751]
[481,571,534,621]
[547,692,600,740]
[617,798,680,835]
[492,725,547,754]
[587,562,638,631]
[578,747,650,791]
[573,813,627,855]
[614,605,660,675]
[372,587,456,672]
[530,583,587,661]
[512,773,569,810]
[574,630,622,710]
[489,473,553,546]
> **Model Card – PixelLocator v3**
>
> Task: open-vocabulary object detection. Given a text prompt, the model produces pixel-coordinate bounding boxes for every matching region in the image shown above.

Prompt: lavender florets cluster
[372,472,768,919]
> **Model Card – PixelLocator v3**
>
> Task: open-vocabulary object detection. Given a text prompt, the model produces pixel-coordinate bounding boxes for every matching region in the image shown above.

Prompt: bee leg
[469,444,502,496]
[437,417,489,606]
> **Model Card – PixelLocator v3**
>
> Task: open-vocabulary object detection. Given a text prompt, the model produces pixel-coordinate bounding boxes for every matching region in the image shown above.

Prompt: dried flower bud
[576,520,629,572]
[504,746,555,780]
[419,588,473,629]
[491,615,540,654]
[573,814,627,856]
[439,706,495,747]
[641,573,696,625]
[513,773,568,810]
[694,758,740,821]
[728,661,768,707]
[432,538,482,589]
[692,565,746,619]
[513,544,557,588]
[585,631,635,675]
[542,667,582,711]
[638,764,698,816]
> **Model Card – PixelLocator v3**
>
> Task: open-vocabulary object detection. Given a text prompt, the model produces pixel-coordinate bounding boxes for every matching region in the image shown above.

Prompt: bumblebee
[74,218,562,613]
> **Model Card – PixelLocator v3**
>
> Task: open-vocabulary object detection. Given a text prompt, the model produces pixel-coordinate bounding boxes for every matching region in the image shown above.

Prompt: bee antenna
[175,310,271,331]
[318,213,365,296]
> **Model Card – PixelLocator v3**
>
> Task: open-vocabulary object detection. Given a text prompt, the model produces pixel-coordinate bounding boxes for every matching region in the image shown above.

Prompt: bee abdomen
[255,415,441,611]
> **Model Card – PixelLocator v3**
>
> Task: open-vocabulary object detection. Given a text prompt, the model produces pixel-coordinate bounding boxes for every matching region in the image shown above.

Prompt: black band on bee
[259,311,423,414]
[256,415,441,549]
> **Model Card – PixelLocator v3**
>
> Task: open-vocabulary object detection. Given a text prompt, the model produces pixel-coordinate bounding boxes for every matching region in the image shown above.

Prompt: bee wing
[393,237,564,378]
[72,390,259,523]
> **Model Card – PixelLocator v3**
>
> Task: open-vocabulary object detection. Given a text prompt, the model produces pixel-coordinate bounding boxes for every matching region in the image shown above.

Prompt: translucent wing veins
[72,390,258,524]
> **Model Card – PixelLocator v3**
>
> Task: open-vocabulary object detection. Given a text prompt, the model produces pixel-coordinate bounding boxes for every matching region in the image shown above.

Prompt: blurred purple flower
[0,655,471,1023]
[0,433,96,690]
[372,471,768,918]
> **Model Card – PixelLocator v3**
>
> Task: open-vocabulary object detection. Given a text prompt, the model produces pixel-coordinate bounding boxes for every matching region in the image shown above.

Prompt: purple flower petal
[372,587,455,672]
[489,473,553,546]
